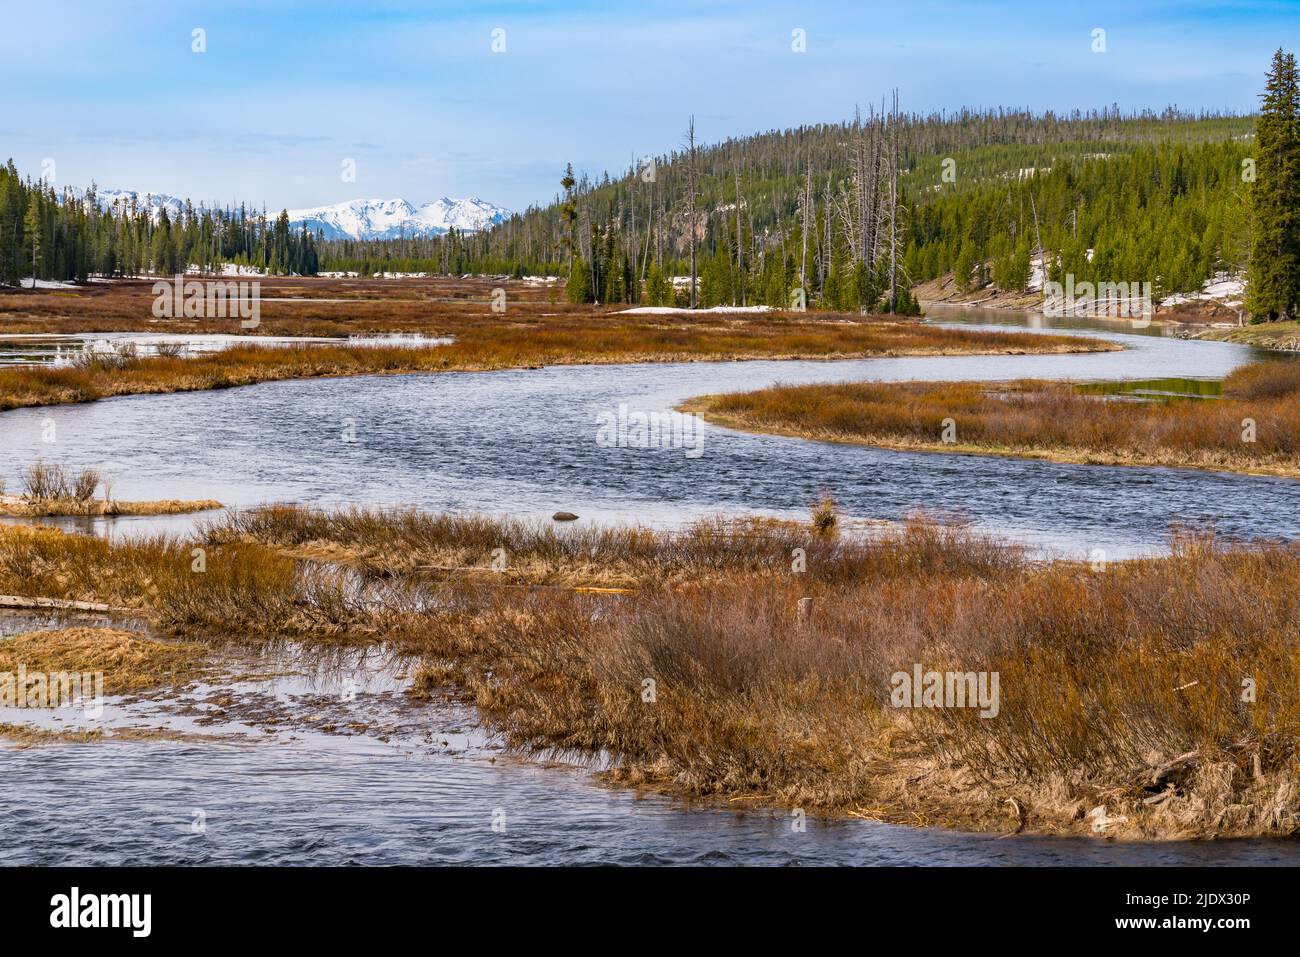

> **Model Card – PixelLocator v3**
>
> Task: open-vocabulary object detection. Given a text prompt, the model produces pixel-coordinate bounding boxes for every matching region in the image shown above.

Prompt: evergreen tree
[565,257,592,303]
[645,263,673,305]
[1247,49,1300,321]
[22,198,42,287]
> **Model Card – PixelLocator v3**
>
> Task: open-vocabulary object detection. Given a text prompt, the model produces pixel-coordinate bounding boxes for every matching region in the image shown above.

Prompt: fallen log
[0,594,141,616]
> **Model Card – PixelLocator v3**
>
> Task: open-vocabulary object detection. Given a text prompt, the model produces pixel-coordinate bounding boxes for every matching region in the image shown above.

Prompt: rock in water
[552,511,579,522]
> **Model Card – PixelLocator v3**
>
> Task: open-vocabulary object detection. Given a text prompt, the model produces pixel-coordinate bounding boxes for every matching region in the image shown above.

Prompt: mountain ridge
[84,189,510,240]
[285,196,510,240]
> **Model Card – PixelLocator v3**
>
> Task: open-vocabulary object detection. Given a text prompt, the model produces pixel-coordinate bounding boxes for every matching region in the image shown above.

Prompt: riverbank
[683,361,1300,480]
[1194,320,1300,351]
[915,269,1248,328]
[0,493,222,517]
[0,319,1113,414]
[3,509,1298,840]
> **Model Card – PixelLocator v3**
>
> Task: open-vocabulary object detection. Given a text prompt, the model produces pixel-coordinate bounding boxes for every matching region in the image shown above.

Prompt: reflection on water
[0,332,452,367]
[0,609,144,637]
[1077,377,1223,401]
[926,301,1176,338]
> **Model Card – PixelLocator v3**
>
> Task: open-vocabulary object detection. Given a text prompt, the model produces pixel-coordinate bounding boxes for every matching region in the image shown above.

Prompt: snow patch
[617,305,775,315]
[1161,271,1246,307]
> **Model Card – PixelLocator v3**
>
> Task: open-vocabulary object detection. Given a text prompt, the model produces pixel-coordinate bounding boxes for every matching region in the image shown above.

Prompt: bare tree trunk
[1030,189,1045,293]
[868,106,882,267]
[734,158,745,306]
[800,162,811,292]
[641,177,654,283]
[889,89,899,312]
[822,169,832,296]
[687,116,698,309]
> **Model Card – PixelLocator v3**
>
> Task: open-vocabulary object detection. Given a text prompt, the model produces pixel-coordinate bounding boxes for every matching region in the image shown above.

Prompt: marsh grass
[0,525,376,639]
[691,360,1300,477]
[420,528,1300,835]
[0,627,208,695]
[206,503,1017,586]
[3,460,215,517]
[22,461,99,503]
[5,510,1299,836]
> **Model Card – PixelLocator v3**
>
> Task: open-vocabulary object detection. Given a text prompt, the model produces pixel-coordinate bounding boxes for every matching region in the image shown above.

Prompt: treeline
[0,162,319,286]
[313,228,498,277]
[1,103,1264,314]
[312,105,1254,310]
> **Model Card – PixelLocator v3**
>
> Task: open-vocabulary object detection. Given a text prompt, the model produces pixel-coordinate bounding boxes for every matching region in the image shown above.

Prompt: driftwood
[1148,750,1201,789]
[0,594,140,616]
[1144,740,1262,792]
[1003,797,1027,833]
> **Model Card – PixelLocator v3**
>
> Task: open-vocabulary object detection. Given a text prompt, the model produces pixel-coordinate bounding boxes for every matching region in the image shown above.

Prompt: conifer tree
[22,198,42,287]
[1247,49,1300,321]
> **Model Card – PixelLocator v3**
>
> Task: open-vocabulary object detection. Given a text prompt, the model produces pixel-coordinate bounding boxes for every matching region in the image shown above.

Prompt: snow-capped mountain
[78,189,509,238]
[92,188,186,220]
[284,197,510,240]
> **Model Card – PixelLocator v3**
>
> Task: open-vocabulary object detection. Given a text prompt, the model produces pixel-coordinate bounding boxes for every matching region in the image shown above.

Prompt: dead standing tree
[889,88,900,313]
[685,116,699,309]
[734,156,746,306]
[800,161,812,297]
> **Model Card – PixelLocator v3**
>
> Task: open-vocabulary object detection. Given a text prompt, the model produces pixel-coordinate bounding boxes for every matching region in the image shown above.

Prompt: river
[2,306,1297,865]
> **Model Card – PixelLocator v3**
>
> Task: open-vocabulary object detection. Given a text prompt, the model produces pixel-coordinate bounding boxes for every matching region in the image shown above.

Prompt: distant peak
[282,195,510,240]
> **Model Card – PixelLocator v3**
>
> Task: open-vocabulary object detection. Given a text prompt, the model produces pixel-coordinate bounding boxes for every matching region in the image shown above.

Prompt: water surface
[3,307,1298,866]
[0,317,1286,558]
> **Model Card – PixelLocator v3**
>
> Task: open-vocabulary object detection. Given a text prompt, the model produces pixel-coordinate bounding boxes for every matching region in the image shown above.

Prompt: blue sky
[1,1,1296,212]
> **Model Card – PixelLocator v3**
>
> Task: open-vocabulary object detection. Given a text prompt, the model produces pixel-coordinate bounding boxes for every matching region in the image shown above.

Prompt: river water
[2,306,1298,865]
[0,308,1290,558]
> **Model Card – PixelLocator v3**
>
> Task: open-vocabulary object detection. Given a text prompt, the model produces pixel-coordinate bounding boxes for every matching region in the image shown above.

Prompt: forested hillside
[0,107,1257,312]
[316,107,1254,312]
[0,164,319,285]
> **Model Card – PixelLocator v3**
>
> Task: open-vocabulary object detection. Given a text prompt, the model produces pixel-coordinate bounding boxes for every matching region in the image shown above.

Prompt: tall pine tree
[1247,49,1300,322]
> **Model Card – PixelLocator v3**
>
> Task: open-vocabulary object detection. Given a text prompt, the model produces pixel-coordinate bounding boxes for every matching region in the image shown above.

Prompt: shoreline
[680,398,1300,480]
[0,494,222,518]
[916,288,1300,352]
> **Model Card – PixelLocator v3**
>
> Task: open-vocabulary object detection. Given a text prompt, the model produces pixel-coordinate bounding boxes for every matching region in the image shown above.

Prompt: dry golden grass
[204,502,1014,587]
[0,494,221,517]
[0,523,391,641]
[688,360,1300,477]
[4,509,1298,837]
[0,627,207,694]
